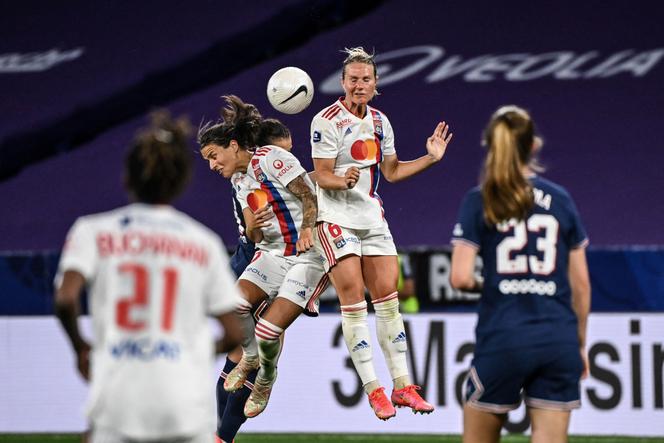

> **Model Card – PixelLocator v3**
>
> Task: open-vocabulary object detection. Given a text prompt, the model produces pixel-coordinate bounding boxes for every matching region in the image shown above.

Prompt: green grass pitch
[1,434,662,443]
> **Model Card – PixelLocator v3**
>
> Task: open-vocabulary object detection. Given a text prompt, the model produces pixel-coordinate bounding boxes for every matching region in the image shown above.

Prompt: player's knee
[372,293,400,321]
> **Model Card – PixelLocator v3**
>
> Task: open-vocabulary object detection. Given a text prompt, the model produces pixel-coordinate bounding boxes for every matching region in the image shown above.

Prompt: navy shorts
[464,343,583,413]
[230,239,256,278]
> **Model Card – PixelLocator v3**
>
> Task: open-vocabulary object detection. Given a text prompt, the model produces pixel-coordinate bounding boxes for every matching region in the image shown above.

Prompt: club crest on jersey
[253,167,267,182]
[312,130,321,142]
[371,110,384,140]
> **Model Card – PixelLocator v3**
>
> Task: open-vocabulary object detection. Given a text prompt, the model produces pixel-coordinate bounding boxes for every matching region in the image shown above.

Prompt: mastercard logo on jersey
[351,139,378,161]
[247,189,269,212]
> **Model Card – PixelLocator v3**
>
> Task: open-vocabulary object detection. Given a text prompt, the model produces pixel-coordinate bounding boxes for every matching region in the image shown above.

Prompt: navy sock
[218,367,259,442]
[216,358,238,436]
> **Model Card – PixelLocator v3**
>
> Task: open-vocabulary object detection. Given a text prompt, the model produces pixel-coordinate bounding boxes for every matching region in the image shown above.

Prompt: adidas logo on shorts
[296,290,306,299]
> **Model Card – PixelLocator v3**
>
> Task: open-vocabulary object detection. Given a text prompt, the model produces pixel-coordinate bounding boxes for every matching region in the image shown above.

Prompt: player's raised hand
[426,121,453,162]
[345,166,360,189]
[296,227,314,254]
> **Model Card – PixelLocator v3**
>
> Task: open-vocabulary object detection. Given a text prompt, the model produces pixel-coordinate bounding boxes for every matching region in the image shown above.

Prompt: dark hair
[256,118,291,146]
[481,105,541,225]
[125,111,192,204]
[341,47,378,79]
[197,95,262,151]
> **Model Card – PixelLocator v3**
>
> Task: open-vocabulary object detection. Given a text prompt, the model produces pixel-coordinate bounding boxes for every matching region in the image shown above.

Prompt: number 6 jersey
[451,175,588,353]
[55,203,242,440]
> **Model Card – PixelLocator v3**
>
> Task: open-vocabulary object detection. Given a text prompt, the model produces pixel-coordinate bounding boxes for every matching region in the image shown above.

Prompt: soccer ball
[266,67,314,115]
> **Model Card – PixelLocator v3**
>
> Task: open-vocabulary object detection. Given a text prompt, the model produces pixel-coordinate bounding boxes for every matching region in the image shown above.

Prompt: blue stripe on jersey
[231,191,247,235]
[261,179,299,256]
[370,163,381,198]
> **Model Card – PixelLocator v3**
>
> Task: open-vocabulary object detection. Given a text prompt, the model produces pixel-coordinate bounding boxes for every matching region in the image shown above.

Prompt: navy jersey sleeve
[451,188,483,249]
[563,192,589,249]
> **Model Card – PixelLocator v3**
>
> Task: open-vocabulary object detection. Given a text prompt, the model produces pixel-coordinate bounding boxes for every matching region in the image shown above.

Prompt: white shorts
[91,427,214,443]
[315,220,397,271]
[239,249,329,316]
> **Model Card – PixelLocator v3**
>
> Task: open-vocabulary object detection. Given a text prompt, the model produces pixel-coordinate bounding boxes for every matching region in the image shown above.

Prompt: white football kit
[310,99,396,229]
[55,203,242,441]
[311,100,398,268]
[236,145,327,314]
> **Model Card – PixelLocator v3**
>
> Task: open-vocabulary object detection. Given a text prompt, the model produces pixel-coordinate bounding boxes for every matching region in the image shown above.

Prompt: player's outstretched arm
[450,243,483,292]
[569,247,591,378]
[287,174,318,254]
[381,122,453,183]
[313,158,358,190]
[54,270,91,381]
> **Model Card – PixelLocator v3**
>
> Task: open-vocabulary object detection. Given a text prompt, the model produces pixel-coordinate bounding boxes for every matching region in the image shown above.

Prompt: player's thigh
[328,256,364,304]
[238,250,285,303]
[261,297,303,330]
[529,407,570,443]
[362,255,399,299]
[463,403,504,443]
[359,220,398,298]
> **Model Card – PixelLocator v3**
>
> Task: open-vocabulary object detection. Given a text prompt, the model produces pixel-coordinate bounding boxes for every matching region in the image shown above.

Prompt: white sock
[255,318,283,381]
[236,298,258,359]
[373,292,411,383]
[341,301,378,389]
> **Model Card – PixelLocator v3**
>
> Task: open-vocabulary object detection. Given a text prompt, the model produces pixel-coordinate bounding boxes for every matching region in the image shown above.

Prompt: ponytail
[481,106,538,225]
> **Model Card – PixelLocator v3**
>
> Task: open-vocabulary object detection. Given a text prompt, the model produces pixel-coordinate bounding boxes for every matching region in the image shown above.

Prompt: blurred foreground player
[451,105,591,443]
[54,112,243,443]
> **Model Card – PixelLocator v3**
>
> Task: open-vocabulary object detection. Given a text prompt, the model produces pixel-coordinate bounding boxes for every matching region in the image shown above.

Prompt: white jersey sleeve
[264,146,307,187]
[311,115,339,159]
[55,217,98,286]
[380,112,396,157]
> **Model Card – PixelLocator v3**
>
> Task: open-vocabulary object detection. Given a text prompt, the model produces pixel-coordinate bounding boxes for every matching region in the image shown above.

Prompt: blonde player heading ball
[310,47,453,420]
[54,112,243,443]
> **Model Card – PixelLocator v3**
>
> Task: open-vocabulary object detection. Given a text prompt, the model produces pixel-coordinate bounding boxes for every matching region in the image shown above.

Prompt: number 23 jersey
[451,176,588,352]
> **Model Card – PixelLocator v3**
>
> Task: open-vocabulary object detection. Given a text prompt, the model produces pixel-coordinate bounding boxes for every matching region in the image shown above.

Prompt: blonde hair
[481,106,542,225]
[341,46,377,79]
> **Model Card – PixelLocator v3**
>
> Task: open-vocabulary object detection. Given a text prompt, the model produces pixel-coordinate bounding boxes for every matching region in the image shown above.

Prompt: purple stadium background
[1,0,663,252]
